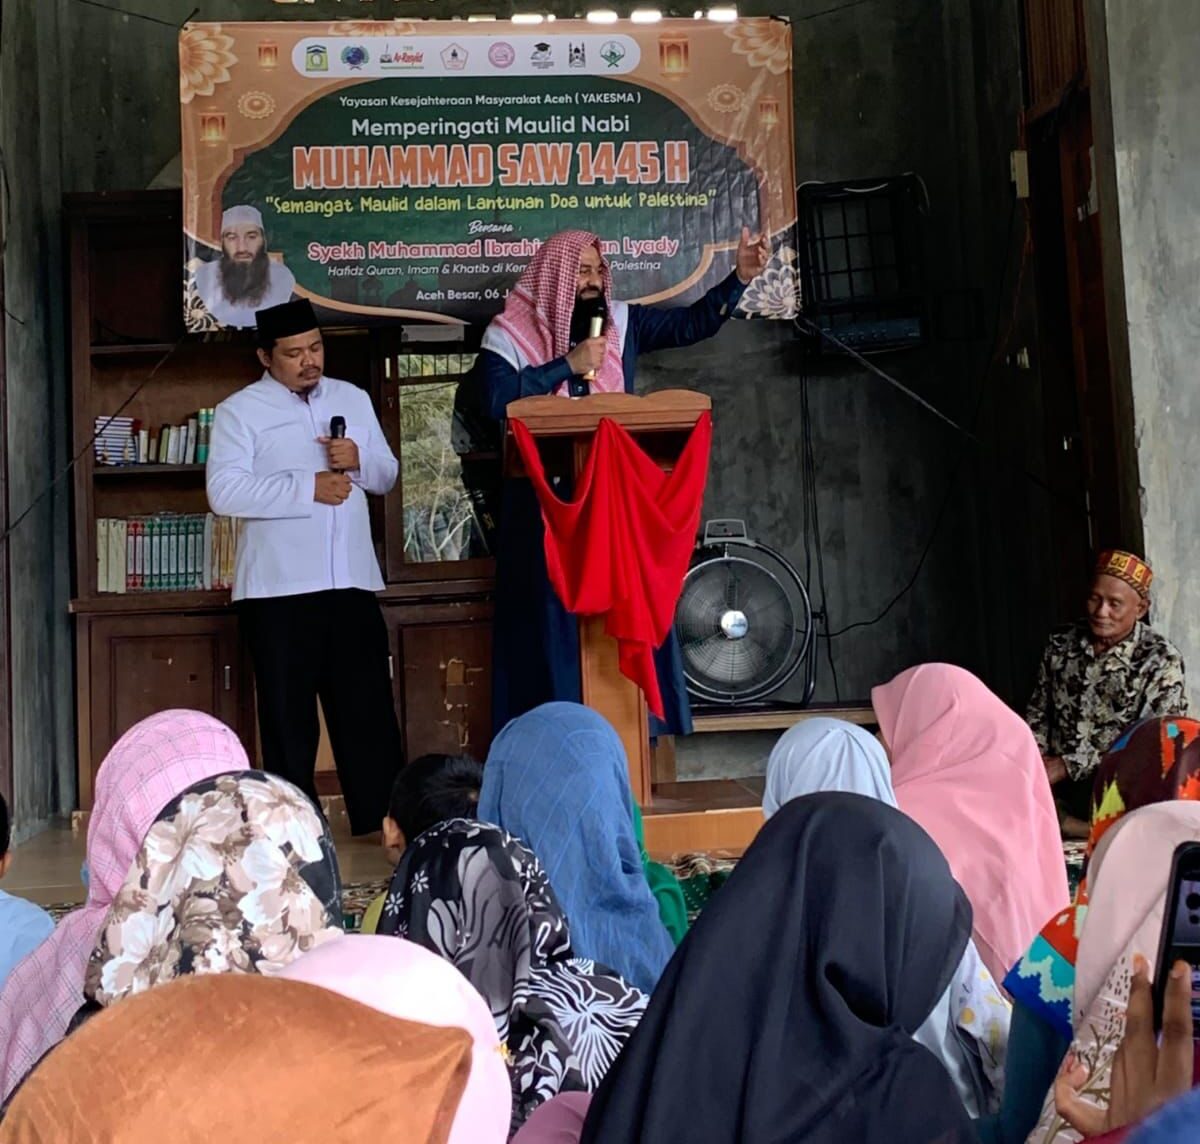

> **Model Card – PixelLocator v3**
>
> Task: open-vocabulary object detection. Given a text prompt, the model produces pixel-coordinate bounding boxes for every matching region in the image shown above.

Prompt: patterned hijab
[0,711,250,1101]
[1026,802,1200,1144]
[492,230,625,393]
[83,770,343,1007]
[2,975,474,1142]
[479,702,674,993]
[376,819,647,1134]
[872,663,1069,984]
[1006,716,1200,1039]
[579,793,976,1144]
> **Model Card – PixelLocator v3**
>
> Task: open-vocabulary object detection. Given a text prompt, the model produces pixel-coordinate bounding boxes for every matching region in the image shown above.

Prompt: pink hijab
[492,229,625,394]
[512,1093,593,1143]
[278,935,511,1143]
[0,710,250,1099]
[872,664,1068,983]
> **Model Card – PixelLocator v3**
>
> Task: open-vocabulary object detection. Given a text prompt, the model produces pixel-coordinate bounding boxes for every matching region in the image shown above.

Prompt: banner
[180,18,797,331]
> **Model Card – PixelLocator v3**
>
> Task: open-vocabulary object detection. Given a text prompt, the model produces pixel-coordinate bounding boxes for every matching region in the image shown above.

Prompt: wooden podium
[505,390,711,810]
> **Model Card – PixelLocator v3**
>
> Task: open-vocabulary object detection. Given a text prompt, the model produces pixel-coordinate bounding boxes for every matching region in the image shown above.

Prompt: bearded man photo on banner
[471,226,769,736]
[194,206,297,329]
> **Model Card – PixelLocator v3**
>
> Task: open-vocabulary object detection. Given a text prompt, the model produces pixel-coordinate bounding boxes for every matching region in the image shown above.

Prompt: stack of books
[93,409,216,467]
[93,417,137,466]
[96,512,243,594]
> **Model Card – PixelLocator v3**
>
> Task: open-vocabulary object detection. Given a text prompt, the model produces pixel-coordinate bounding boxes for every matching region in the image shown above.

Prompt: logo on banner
[340,45,369,70]
[600,41,626,68]
[530,42,555,69]
[381,44,424,69]
[568,42,586,68]
[304,45,329,73]
[488,41,516,68]
[441,43,468,70]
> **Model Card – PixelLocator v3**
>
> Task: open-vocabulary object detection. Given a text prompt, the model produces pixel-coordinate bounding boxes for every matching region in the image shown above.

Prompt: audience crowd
[1,649,1199,1140]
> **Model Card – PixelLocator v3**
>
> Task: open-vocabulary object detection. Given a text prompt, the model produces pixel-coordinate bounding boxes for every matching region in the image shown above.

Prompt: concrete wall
[0,0,74,840]
[1088,0,1200,710]
[1,0,1059,820]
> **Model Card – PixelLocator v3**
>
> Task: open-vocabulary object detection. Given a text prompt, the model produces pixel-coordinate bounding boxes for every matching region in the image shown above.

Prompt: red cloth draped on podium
[509,412,712,719]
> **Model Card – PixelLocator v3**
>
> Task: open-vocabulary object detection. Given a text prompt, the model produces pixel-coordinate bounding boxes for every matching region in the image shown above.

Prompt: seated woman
[1028,802,1200,1142]
[82,768,344,1010]
[872,663,1070,984]
[376,817,647,1134]
[478,702,679,992]
[983,716,1200,1144]
[764,717,1011,1117]
[278,935,513,1143]
[579,792,977,1144]
[1,974,498,1141]
[0,710,250,1102]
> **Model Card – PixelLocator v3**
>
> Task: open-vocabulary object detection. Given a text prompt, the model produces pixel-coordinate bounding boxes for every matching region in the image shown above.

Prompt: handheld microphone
[583,309,606,384]
[329,416,346,472]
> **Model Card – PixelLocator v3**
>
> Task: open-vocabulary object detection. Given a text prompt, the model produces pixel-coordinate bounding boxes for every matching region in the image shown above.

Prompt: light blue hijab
[479,702,673,994]
[764,718,897,817]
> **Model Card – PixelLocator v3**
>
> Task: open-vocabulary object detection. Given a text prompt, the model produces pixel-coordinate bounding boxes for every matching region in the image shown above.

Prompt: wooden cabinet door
[82,612,251,807]
[385,602,494,763]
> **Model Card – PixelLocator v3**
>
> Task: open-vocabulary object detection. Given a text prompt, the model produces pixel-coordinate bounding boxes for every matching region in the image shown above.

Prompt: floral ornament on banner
[183,260,221,333]
[737,244,800,319]
[725,19,791,75]
[237,91,276,121]
[179,25,237,105]
[325,20,417,36]
[707,83,746,114]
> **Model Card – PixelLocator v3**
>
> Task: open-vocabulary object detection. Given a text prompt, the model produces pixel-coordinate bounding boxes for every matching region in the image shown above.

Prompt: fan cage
[676,538,814,705]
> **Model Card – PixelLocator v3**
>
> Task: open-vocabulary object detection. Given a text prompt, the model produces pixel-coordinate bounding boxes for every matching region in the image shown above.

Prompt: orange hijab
[1,975,472,1143]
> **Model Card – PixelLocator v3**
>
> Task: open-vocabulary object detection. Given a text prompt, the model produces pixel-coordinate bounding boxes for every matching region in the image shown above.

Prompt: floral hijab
[84,771,343,1007]
[1005,717,1200,1041]
[376,819,647,1134]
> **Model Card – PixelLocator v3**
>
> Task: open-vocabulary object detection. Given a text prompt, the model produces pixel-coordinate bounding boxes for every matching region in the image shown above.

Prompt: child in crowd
[360,753,485,934]
[0,792,54,991]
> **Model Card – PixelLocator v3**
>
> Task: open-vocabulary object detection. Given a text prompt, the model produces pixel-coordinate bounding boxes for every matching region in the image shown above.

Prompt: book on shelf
[95,512,243,594]
[93,407,217,468]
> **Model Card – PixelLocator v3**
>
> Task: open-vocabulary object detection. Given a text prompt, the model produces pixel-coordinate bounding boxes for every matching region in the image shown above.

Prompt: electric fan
[675,520,816,706]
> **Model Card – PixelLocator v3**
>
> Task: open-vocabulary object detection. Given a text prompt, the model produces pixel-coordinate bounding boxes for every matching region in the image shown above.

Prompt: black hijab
[579,792,976,1144]
[376,819,646,1133]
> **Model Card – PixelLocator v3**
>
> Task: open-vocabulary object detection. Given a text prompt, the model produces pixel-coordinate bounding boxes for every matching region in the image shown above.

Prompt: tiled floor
[5,801,394,908]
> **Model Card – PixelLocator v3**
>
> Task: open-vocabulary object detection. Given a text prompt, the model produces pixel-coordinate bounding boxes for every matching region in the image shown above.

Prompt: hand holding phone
[1054,954,1194,1135]
[1153,840,1200,1036]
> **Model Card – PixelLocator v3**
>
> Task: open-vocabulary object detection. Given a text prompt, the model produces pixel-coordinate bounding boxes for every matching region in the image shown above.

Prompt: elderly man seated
[1026,549,1189,837]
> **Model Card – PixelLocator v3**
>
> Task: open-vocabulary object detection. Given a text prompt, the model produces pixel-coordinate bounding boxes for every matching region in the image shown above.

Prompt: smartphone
[1152,840,1200,1035]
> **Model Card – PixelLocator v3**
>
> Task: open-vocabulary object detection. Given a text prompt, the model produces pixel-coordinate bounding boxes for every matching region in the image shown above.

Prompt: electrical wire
[809,194,1047,640]
[0,340,184,548]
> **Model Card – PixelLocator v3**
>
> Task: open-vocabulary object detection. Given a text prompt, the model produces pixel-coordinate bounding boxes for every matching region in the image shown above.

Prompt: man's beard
[570,291,605,346]
[218,249,271,306]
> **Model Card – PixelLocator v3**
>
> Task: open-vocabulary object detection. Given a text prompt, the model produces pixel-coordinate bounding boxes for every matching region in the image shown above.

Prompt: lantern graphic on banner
[199,112,227,144]
[658,33,689,78]
[257,41,279,69]
[758,97,781,129]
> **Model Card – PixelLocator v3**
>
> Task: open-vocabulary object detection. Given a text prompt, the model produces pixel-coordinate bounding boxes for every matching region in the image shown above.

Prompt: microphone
[329,415,346,472]
[583,304,607,384]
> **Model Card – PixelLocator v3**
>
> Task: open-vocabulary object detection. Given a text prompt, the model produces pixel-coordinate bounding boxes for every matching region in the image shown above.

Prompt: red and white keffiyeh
[493,229,626,394]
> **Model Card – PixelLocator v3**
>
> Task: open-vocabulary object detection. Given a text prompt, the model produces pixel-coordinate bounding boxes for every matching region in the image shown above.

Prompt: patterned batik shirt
[1026,620,1189,781]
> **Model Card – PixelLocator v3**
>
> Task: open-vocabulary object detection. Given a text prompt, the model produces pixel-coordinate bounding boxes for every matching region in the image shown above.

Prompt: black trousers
[238,589,403,835]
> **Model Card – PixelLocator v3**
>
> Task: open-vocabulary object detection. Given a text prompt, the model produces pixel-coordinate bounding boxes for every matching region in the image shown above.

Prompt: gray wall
[1088,0,1200,711]
[1,0,1059,823]
[0,1,74,840]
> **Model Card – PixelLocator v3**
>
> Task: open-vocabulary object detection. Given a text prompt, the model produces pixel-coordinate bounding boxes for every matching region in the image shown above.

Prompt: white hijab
[764,718,896,816]
[763,716,1010,1116]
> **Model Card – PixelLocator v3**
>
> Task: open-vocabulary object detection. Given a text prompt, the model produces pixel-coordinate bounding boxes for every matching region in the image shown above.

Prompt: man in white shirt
[206,299,403,834]
[193,205,297,329]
